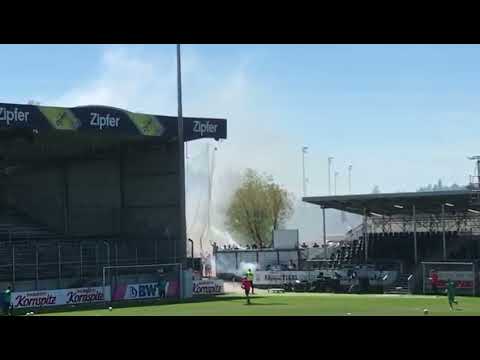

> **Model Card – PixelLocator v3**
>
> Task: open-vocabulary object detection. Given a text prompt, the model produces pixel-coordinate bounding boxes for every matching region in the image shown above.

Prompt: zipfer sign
[0,102,227,141]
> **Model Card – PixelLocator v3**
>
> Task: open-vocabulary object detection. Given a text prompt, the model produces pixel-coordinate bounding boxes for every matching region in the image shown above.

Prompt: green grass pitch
[34,293,480,316]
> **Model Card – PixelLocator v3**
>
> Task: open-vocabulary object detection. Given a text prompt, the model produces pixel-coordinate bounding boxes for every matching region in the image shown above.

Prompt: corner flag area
[35,292,480,316]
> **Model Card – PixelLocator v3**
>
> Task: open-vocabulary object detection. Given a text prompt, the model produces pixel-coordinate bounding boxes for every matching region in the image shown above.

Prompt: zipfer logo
[193,120,218,136]
[0,107,30,125]
[90,112,120,130]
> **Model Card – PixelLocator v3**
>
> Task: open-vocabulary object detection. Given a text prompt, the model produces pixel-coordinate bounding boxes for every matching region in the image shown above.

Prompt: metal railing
[0,237,169,291]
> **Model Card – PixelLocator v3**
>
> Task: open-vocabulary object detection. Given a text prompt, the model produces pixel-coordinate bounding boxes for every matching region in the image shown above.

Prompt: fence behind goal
[422,261,476,296]
[103,263,182,302]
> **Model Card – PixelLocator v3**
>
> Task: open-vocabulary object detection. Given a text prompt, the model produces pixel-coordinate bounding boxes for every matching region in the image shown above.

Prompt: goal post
[421,261,476,296]
[102,263,183,303]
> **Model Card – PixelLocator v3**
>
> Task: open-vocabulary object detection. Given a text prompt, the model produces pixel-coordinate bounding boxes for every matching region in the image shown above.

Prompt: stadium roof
[0,102,226,141]
[303,190,480,217]
[0,102,227,169]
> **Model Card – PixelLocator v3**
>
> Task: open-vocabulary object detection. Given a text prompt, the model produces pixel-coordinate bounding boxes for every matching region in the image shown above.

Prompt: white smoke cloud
[45,45,355,255]
[48,47,177,113]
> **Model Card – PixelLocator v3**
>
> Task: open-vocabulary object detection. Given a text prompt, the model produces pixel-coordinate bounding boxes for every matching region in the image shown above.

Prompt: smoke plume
[44,45,358,256]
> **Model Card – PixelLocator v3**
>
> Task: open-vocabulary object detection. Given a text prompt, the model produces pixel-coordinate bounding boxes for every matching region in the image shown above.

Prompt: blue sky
[1,44,479,240]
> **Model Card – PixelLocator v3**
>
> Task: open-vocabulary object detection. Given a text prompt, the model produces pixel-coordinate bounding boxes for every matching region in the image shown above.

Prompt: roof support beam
[363,208,368,263]
[442,204,446,261]
[413,205,417,264]
[322,206,327,260]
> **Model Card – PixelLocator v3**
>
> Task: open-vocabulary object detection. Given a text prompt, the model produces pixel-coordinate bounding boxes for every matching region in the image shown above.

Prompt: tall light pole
[176,44,187,265]
[186,143,189,193]
[302,146,308,197]
[202,143,218,257]
[185,140,189,223]
[328,157,334,195]
[334,171,339,195]
[348,164,352,194]
[468,155,480,187]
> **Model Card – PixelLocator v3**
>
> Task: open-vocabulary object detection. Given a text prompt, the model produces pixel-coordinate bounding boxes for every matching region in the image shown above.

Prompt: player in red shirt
[241,276,252,304]
[430,270,439,294]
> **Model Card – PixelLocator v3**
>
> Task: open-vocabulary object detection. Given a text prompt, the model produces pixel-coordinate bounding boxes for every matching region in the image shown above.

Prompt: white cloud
[50,47,177,114]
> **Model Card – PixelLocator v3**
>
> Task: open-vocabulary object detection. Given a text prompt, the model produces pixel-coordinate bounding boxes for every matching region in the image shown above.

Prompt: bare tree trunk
[240,201,258,246]
[253,223,263,248]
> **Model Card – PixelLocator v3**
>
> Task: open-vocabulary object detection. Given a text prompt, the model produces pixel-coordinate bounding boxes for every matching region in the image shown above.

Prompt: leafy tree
[225,169,294,247]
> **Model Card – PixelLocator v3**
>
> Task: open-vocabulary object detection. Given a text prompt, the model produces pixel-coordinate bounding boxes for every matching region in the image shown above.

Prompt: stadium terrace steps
[0,208,62,243]
[329,238,365,268]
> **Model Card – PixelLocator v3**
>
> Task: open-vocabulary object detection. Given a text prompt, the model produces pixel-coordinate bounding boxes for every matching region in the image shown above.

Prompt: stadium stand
[325,230,478,270]
[0,102,227,292]
[304,190,480,280]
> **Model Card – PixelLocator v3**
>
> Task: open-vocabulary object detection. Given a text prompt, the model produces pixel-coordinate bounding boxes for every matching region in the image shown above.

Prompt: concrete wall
[122,143,181,261]
[68,157,121,236]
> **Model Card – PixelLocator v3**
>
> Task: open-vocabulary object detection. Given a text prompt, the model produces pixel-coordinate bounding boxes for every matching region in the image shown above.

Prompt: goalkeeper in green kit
[2,286,11,316]
[446,279,458,310]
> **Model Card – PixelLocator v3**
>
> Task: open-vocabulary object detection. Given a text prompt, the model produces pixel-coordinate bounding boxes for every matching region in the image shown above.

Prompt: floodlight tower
[468,155,480,188]
[302,146,308,197]
[348,164,352,194]
[328,157,334,195]
[334,171,339,195]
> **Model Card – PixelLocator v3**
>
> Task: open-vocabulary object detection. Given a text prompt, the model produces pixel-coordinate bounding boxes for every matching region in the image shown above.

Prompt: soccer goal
[102,263,183,303]
[421,261,476,296]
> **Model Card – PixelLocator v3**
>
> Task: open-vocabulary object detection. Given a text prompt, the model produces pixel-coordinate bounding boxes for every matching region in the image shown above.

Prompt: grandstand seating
[328,230,479,269]
[367,231,464,262]
[0,209,64,243]
[329,239,364,268]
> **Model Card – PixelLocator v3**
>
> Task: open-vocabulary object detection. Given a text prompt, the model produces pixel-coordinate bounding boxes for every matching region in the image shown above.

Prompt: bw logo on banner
[129,286,138,298]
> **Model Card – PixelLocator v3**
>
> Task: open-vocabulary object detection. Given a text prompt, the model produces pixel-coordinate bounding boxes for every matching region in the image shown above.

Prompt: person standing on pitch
[157,270,167,298]
[430,269,439,294]
[246,268,255,295]
[446,279,458,311]
[2,286,12,316]
[241,276,252,304]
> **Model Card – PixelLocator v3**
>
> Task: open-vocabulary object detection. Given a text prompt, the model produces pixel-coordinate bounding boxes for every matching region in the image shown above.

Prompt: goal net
[103,263,183,302]
[422,261,476,296]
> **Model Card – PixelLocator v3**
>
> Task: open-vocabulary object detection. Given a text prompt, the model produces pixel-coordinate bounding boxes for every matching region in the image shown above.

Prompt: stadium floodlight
[393,204,404,209]
[468,155,480,185]
[176,44,186,264]
[328,157,334,195]
[370,212,383,217]
[348,164,352,194]
[334,171,339,195]
[468,209,480,214]
[302,146,308,197]
[445,203,455,207]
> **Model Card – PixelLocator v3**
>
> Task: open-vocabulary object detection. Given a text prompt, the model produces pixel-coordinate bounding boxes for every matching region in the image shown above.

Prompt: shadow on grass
[244,302,288,306]
[186,295,269,303]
